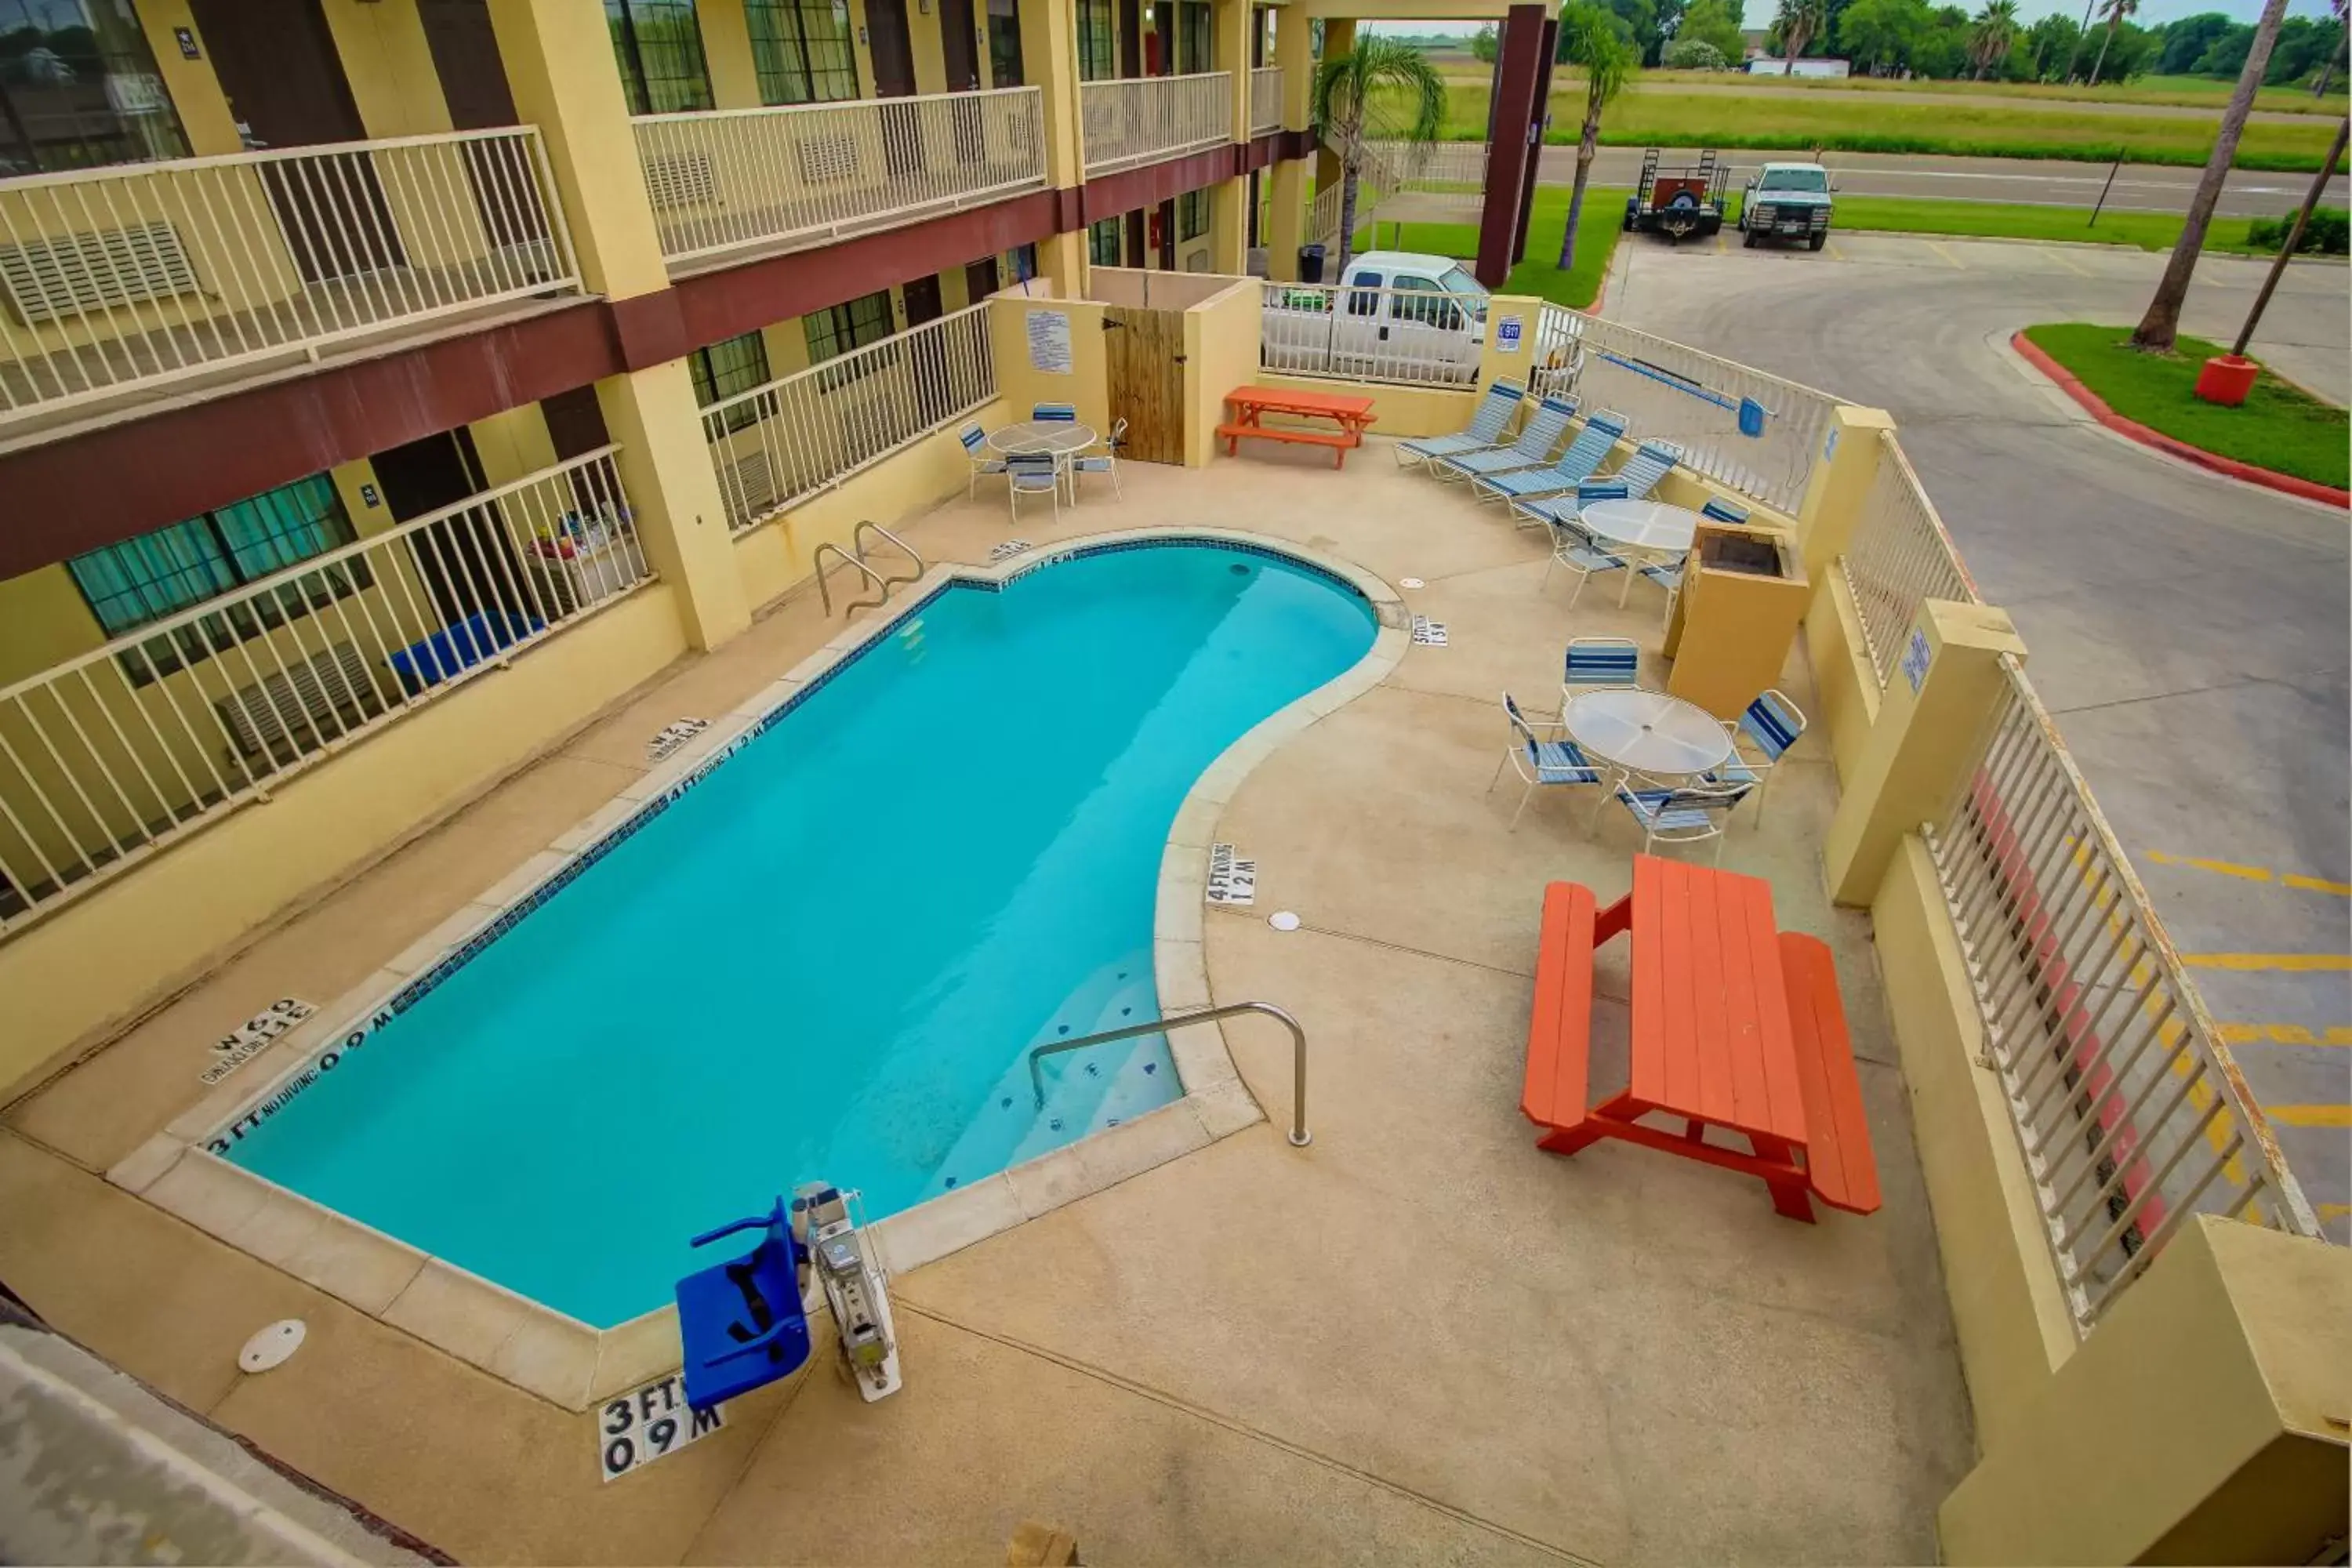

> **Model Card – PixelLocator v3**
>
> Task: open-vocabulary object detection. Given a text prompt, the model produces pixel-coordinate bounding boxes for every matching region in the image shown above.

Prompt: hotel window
[1007,241,1038,283]
[985,0,1024,85]
[66,475,365,678]
[1088,216,1122,266]
[606,0,715,114]
[1075,0,1116,80]
[803,289,895,387]
[1176,1,1210,71]
[1178,189,1207,241]
[0,0,188,174]
[689,331,773,433]
[744,0,858,104]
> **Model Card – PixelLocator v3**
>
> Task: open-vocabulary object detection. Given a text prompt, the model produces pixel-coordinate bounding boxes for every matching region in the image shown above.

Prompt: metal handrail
[1026,1001,1311,1147]
[812,543,888,616]
[853,520,925,593]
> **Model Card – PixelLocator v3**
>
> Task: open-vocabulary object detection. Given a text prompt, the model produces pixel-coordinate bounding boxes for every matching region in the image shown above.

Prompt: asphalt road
[1604,233,2351,1241]
[1556,146,2351,216]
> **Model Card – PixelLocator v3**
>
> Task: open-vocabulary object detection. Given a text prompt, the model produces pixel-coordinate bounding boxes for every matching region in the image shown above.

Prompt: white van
[1261,250,1491,384]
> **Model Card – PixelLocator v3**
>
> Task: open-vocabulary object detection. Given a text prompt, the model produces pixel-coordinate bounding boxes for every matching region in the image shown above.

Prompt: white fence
[0,450,644,933]
[1922,656,2318,1332]
[704,302,995,532]
[1080,73,1233,176]
[0,128,576,426]
[1249,68,1284,136]
[1259,280,1481,387]
[633,88,1046,267]
[1842,432,1977,687]
[1563,314,1843,516]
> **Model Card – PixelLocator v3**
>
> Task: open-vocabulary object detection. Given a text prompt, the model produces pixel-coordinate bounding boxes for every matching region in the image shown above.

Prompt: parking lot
[1607,232,2351,1241]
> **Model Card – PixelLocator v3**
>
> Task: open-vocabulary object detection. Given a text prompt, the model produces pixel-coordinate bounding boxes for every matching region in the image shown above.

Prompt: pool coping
[103,527,1408,1413]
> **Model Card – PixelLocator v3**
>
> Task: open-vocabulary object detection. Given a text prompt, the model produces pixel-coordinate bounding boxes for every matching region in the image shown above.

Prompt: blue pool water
[223,542,1375,1327]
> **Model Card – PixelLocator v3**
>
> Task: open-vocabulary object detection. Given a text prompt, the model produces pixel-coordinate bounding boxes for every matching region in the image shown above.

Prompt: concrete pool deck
[0,445,1974,1563]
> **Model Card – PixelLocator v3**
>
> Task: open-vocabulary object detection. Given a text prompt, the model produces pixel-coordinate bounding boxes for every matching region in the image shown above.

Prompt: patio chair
[1704,688,1807,826]
[1429,394,1577,484]
[1032,402,1077,421]
[1699,496,1751,524]
[1563,635,1641,693]
[1395,379,1526,470]
[1544,523,1628,604]
[1006,452,1061,521]
[1071,417,1125,499]
[959,422,1007,498]
[1481,411,1629,511]
[1487,691,1608,829]
[1641,496,1755,623]
[676,1197,812,1414]
[1599,779,1751,863]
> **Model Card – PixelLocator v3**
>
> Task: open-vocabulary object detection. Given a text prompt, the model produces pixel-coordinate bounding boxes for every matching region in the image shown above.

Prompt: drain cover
[1399,577,1425,589]
[238,1319,305,1374]
[1269,911,1301,932]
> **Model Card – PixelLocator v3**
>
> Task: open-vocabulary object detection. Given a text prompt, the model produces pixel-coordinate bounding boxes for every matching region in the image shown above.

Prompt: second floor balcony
[1081,72,1233,178]
[1250,67,1284,136]
[633,88,1049,274]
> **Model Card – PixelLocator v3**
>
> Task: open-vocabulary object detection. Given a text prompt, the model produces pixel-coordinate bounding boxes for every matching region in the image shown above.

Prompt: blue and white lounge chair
[1487,691,1608,829]
[676,1198,812,1413]
[1396,379,1525,470]
[959,422,1007,497]
[1431,394,1577,484]
[1704,688,1806,826]
[1510,439,1684,533]
[1477,410,1629,508]
[1563,636,1641,693]
[1598,780,1751,863]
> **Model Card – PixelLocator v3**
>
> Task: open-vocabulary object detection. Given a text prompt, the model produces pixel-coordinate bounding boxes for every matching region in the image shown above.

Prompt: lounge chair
[1396,379,1526,470]
[1429,394,1578,484]
[676,1198,812,1413]
[1475,410,1629,508]
[1508,439,1684,533]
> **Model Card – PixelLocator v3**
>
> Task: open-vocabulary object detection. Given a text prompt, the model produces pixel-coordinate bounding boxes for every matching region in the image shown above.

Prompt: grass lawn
[1828,195,2271,253]
[2023,322,2350,488]
[1433,64,2347,117]
[1349,186,1627,310]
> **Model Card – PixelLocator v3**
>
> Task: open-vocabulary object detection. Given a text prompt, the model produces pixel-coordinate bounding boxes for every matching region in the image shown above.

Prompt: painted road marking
[1825,241,1848,262]
[2144,849,2352,898]
[2318,1203,2351,1225]
[2263,1104,2352,1128]
[2038,247,2092,277]
[2183,953,2352,973]
[2220,1023,2352,1047]
[1928,241,1967,270]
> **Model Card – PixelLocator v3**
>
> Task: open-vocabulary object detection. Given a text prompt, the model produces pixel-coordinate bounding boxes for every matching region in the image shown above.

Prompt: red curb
[2011,332,2351,510]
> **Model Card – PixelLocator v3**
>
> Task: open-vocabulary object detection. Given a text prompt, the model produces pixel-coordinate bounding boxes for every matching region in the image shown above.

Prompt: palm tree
[1557,5,1636,270]
[2084,0,2137,86]
[1775,0,1828,72]
[2312,0,2347,96]
[2132,0,2292,351]
[1311,37,1447,276]
[1969,0,2020,78]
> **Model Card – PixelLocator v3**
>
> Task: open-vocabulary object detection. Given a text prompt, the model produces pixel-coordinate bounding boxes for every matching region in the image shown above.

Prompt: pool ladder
[813,521,925,617]
[1026,1001,1312,1147]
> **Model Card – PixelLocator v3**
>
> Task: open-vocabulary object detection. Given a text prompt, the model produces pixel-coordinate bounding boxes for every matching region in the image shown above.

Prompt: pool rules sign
[599,1372,722,1482]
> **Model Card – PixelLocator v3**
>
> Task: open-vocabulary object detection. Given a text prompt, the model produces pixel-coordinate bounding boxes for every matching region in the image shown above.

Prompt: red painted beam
[1475,5,1548,289]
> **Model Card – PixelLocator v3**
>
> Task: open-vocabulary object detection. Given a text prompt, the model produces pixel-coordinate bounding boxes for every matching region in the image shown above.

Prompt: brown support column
[1512,16,1557,266]
[1475,4,1546,289]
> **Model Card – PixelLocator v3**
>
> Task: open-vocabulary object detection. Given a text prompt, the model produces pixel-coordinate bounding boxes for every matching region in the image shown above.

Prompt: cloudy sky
[1369,0,2336,34]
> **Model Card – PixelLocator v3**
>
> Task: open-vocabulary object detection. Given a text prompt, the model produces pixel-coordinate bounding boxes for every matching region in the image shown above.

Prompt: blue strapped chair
[1508,438,1686,535]
[1488,691,1608,829]
[1396,379,1525,470]
[676,1198,812,1413]
[1032,402,1077,421]
[1704,688,1806,826]
[1638,496,1751,621]
[1544,523,1628,604]
[1072,416,1125,499]
[1005,451,1061,521]
[1432,394,1577,484]
[1599,779,1751,862]
[1479,411,1629,510]
[959,422,1007,498]
[1563,636,1641,694]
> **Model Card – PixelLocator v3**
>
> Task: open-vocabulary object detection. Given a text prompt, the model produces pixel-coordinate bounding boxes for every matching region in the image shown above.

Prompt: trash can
[1297,243,1327,283]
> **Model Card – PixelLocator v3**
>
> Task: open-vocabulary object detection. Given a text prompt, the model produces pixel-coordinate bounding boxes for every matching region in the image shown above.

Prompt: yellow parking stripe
[2143,849,2352,897]
[2219,1023,2352,1047]
[2318,1203,2351,1225]
[1825,241,1847,262]
[1929,241,1966,270]
[2181,953,2352,973]
[2263,1104,2352,1128]
[2040,246,2092,277]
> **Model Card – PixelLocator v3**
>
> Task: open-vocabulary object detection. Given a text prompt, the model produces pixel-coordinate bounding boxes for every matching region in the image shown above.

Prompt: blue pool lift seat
[676,1198,812,1413]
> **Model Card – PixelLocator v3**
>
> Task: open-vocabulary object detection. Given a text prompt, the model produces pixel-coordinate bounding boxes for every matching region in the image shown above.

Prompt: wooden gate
[1104,307,1185,465]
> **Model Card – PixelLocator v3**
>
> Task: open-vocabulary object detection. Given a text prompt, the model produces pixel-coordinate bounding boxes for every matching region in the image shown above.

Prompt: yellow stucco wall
[321,0,454,137]
[698,0,766,109]
[1181,277,1261,468]
[132,0,241,157]
[990,291,1111,434]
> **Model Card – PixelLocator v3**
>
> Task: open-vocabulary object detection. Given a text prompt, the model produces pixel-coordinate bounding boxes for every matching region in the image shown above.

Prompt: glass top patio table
[1562,688,1734,777]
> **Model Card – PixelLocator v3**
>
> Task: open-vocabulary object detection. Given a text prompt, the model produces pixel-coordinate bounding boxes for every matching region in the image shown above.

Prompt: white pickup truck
[1260,250,1491,384]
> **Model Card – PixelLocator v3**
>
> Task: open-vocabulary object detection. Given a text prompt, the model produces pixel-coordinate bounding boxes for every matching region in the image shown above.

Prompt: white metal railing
[0,127,576,426]
[1080,73,1233,176]
[1259,280,1482,387]
[0,450,644,935]
[632,88,1045,267]
[1565,314,1845,516]
[1842,431,1978,686]
[704,302,994,533]
[1250,67,1284,136]
[1922,655,2319,1332]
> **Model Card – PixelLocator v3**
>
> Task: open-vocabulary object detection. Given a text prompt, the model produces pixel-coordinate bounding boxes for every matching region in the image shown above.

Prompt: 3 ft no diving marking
[599,1372,723,1482]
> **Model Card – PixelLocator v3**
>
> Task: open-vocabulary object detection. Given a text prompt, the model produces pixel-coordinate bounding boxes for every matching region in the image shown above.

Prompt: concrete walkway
[1,450,1972,1563]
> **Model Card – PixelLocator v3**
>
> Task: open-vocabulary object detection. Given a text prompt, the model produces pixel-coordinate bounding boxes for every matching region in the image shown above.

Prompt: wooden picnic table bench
[1520,854,1881,1220]
[1218,384,1377,468]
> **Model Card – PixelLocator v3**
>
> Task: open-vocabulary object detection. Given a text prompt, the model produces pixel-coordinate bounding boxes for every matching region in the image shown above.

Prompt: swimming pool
[212,540,1377,1328]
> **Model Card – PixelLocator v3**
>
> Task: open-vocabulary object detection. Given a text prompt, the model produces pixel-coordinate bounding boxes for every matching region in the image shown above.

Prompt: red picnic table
[1521,854,1882,1221]
[1218,384,1377,468]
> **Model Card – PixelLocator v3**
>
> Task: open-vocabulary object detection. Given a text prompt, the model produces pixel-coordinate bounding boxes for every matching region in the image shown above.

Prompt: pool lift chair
[793,1180,902,1403]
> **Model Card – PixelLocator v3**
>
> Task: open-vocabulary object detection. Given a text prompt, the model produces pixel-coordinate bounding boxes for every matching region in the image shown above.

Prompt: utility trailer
[1622,149,1729,243]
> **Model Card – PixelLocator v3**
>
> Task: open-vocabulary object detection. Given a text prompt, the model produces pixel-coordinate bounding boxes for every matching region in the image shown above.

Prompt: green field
[1439,64,2347,115]
[1825,195,2273,253]
[2022,323,2349,487]
[1392,80,2350,171]
[1349,186,1628,310]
